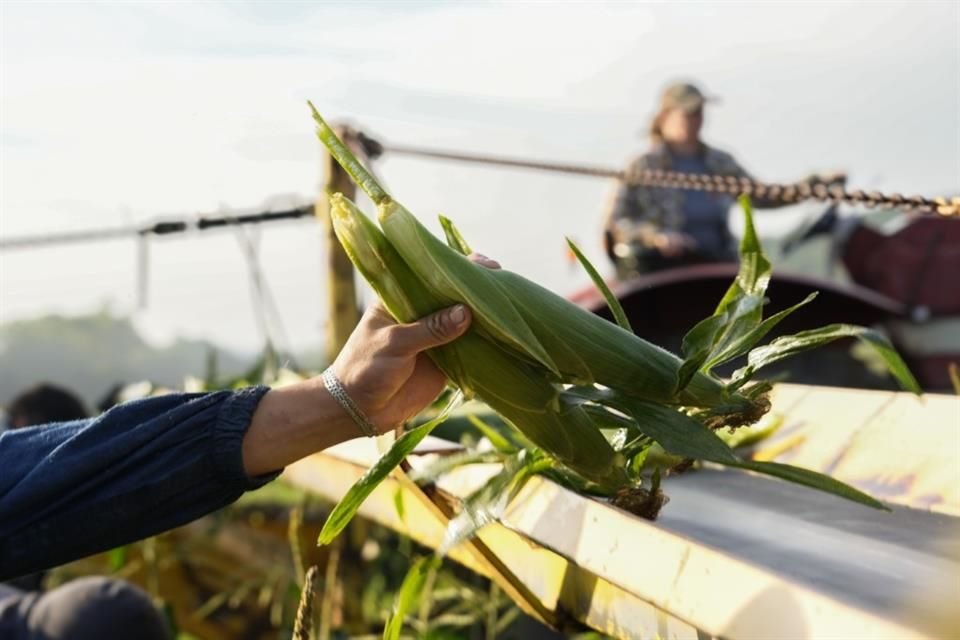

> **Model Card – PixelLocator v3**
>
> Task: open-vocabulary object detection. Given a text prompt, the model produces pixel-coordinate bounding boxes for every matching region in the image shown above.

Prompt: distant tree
[0,308,251,409]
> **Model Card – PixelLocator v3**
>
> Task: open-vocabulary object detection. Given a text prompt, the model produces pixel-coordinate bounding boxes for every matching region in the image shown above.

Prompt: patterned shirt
[604,143,753,273]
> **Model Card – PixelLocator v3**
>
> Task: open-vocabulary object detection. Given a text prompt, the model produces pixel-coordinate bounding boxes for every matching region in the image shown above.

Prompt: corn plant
[307,103,920,556]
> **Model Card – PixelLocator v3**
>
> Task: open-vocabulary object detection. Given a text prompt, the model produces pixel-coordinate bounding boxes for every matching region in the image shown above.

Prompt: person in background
[4,383,89,432]
[603,80,844,277]
[2,384,90,591]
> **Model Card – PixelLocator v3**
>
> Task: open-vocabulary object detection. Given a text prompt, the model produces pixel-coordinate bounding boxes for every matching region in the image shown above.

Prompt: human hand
[652,231,697,258]
[329,253,499,434]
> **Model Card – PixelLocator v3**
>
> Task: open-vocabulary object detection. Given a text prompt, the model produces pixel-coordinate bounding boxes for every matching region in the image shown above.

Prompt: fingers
[387,304,472,355]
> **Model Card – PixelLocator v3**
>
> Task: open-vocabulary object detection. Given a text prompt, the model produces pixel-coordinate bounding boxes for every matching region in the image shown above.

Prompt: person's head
[5,382,88,429]
[649,82,712,147]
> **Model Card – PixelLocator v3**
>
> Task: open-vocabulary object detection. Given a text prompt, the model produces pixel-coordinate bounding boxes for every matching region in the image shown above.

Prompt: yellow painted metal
[284,446,703,639]
[284,381,959,640]
[756,384,960,515]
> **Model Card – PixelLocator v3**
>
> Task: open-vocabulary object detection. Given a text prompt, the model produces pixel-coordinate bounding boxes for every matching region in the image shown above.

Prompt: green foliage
[383,555,441,640]
[438,214,472,255]
[566,237,633,333]
[0,308,251,407]
[317,392,463,546]
[732,324,921,394]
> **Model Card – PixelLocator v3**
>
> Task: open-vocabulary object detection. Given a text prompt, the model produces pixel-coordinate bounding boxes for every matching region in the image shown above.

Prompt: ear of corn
[327,192,626,490]
[311,101,920,541]
[380,199,563,378]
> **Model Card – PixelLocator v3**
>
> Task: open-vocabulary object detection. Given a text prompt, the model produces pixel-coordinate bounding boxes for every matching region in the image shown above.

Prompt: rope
[347,130,960,217]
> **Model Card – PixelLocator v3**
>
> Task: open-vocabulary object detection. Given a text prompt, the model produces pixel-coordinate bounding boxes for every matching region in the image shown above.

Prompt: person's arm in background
[604,155,696,264]
[0,302,474,580]
[718,150,846,211]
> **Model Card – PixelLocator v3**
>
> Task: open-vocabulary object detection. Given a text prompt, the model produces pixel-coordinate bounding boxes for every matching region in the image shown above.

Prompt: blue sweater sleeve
[0,386,277,580]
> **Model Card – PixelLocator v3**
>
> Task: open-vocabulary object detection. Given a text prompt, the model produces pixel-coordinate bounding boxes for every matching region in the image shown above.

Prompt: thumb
[390,304,472,355]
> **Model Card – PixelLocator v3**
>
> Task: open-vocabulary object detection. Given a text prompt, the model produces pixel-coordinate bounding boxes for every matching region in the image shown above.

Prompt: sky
[1,1,958,357]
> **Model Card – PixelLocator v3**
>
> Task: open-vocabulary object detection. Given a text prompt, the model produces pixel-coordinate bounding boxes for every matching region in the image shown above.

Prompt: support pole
[319,126,360,363]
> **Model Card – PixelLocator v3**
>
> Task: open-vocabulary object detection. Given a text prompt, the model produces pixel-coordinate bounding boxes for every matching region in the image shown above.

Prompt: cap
[660,82,716,113]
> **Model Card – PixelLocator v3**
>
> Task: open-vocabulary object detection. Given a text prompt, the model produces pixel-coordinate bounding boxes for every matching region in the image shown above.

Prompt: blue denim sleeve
[0,386,277,580]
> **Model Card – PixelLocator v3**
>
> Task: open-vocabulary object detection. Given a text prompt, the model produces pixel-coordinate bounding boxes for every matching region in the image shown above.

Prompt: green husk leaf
[383,555,442,640]
[440,453,551,555]
[317,391,463,546]
[703,292,818,371]
[380,199,562,378]
[565,387,737,463]
[409,449,504,485]
[439,214,472,255]
[718,195,771,312]
[729,460,889,511]
[566,237,633,333]
[466,414,518,454]
[393,488,406,522]
[678,313,728,389]
[309,102,388,204]
[676,197,771,388]
[733,324,921,394]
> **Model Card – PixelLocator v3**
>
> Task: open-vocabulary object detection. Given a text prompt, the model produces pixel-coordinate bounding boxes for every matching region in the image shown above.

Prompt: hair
[6,383,88,428]
[648,107,670,143]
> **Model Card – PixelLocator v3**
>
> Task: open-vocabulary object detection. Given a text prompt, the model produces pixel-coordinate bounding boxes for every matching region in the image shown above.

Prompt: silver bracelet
[322,368,377,438]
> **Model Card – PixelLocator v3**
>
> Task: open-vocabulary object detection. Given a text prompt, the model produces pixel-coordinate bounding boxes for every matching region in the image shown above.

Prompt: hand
[652,231,697,258]
[329,252,500,433]
[242,253,499,476]
[329,303,470,433]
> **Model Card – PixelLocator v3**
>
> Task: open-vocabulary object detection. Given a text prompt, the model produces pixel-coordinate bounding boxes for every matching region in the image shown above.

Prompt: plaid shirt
[605,143,750,240]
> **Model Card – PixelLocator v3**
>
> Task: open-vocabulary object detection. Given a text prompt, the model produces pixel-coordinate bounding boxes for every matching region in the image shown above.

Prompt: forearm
[241,378,360,476]
[0,388,278,579]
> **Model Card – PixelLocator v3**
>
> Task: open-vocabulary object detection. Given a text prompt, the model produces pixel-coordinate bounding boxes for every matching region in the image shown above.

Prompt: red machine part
[843,217,960,316]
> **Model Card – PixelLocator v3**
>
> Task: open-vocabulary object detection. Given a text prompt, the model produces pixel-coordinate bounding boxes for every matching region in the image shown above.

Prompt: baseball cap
[660,82,717,113]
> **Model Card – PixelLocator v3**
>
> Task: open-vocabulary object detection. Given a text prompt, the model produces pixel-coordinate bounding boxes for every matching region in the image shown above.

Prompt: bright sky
[1,1,958,356]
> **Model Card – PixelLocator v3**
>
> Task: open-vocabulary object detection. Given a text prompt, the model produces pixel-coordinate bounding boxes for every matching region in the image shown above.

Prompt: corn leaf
[409,449,504,485]
[569,387,738,463]
[729,460,889,511]
[703,292,818,372]
[466,414,518,454]
[717,195,771,311]
[566,237,633,333]
[678,313,729,389]
[733,324,921,394]
[383,555,442,640]
[677,197,775,389]
[317,391,463,546]
[309,102,388,204]
[440,452,551,555]
[439,214,473,255]
[393,488,406,522]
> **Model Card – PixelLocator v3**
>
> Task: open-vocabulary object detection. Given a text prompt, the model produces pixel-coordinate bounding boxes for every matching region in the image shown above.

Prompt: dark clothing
[0,577,170,640]
[670,154,737,259]
[0,386,276,581]
[603,142,754,276]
